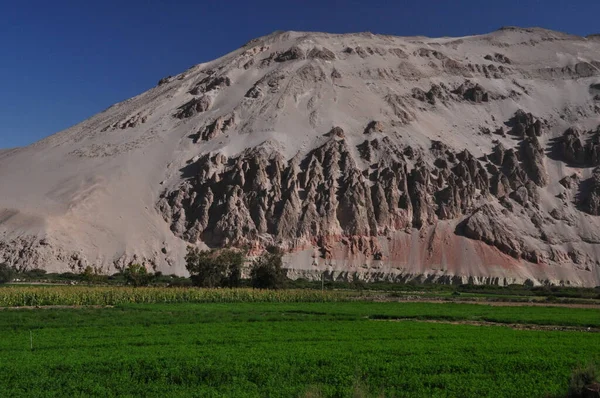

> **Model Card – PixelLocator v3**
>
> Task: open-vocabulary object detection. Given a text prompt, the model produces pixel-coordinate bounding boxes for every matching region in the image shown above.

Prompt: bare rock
[521,136,549,186]
[189,75,231,95]
[243,59,255,70]
[245,86,262,99]
[415,48,447,60]
[157,76,172,86]
[205,76,231,91]
[581,167,600,215]
[308,47,336,61]
[364,121,384,134]
[325,126,345,138]
[484,53,512,64]
[460,204,523,258]
[511,109,542,137]
[560,127,586,164]
[558,127,600,166]
[388,48,408,58]
[194,114,236,142]
[412,84,450,105]
[275,46,305,62]
[453,80,489,102]
[175,96,212,119]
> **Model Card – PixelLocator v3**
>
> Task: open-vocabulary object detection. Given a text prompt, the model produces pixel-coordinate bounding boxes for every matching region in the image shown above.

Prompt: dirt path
[364,296,600,309]
[371,317,600,333]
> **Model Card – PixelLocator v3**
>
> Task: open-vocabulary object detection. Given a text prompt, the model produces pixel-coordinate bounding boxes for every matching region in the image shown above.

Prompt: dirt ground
[371,317,600,333]
[367,296,600,309]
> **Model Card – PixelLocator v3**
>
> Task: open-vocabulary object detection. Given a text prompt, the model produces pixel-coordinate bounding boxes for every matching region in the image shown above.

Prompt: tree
[250,248,287,290]
[81,266,99,284]
[24,268,46,280]
[0,263,15,284]
[123,263,151,287]
[185,247,244,288]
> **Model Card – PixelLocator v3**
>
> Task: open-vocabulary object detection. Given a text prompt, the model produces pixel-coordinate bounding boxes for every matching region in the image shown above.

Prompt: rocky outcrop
[581,167,600,215]
[414,48,447,60]
[159,128,498,256]
[411,84,450,105]
[364,121,384,134]
[413,81,499,104]
[189,75,231,95]
[484,53,512,64]
[308,47,336,60]
[557,127,600,166]
[193,114,236,142]
[159,103,593,269]
[157,76,172,86]
[274,46,305,62]
[176,96,212,118]
[539,61,600,79]
[350,46,387,58]
[521,136,548,186]
[460,204,523,258]
[101,112,148,131]
[244,72,286,99]
[453,80,490,102]
[511,109,543,138]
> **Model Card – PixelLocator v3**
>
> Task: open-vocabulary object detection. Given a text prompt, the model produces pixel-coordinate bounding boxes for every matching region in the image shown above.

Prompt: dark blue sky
[1,0,598,148]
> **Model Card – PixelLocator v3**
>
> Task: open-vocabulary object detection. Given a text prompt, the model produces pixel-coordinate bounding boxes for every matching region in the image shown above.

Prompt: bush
[568,362,599,397]
[166,277,193,287]
[185,247,244,288]
[0,263,15,284]
[123,264,151,287]
[351,273,365,292]
[24,269,46,280]
[81,266,102,284]
[250,249,287,290]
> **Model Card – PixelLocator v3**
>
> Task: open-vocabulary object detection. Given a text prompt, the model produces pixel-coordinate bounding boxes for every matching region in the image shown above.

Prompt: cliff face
[1,28,600,285]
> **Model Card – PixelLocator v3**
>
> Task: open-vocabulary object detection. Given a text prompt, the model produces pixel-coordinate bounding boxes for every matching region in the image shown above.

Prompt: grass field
[0,300,598,397]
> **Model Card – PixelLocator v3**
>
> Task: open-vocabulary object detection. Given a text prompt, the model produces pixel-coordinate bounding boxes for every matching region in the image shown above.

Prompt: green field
[0,301,598,397]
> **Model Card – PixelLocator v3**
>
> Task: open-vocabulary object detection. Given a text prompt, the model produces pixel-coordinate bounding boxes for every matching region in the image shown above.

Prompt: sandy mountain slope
[1,27,600,286]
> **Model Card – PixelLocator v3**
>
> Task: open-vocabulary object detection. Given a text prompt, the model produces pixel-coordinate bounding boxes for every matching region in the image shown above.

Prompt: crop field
[0,297,599,397]
[0,286,356,306]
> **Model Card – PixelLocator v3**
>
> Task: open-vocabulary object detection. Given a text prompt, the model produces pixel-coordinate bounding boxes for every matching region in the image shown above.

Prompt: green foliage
[351,273,365,292]
[23,268,47,280]
[250,249,287,289]
[0,263,15,284]
[123,264,151,287]
[185,247,243,288]
[81,266,104,284]
[568,362,599,397]
[0,287,350,306]
[0,302,598,397]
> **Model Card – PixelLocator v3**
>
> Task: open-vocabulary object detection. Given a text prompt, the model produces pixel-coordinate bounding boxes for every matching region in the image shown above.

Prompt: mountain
[1,27,600,286]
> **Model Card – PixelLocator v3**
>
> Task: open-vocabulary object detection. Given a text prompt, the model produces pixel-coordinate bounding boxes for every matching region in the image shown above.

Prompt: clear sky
[1,0,598,148]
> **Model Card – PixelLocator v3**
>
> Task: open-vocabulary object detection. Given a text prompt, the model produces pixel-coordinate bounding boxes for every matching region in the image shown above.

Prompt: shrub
[351,273,365,292]
[250,248,287,290]
[24,268,46,280]
[568,362,599,397]
[166,277,193,287]
[123,264,151,287]
[0,263,15,284]
[185,247,244,288]
[81,266,101,284]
